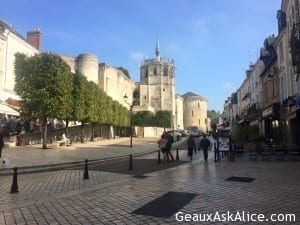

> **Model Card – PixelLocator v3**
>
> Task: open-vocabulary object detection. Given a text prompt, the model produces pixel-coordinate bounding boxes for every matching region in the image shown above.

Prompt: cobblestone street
[1,140,300,224]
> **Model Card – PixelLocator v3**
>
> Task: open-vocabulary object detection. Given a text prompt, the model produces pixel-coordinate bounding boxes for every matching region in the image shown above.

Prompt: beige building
[98,63,136,109]
[175,94,184,129]
[0,20,40,103]
[182,92,208,132]
[0,19,209,133]
[60,54,136,109]
[138,41,176,115]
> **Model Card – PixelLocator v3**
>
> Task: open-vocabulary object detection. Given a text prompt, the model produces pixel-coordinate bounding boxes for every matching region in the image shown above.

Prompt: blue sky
[2,0,281,112]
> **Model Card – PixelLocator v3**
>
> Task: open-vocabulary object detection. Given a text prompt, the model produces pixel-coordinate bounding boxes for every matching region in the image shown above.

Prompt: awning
[0,103,20,116]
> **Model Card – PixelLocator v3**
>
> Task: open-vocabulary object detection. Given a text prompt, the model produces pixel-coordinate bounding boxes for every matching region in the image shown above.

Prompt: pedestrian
[187,135,196,160]
[0,128,4,158]
[199,134,211,161]
[158,133,168,161]
[62,133,71,145]
[166,132,174,162]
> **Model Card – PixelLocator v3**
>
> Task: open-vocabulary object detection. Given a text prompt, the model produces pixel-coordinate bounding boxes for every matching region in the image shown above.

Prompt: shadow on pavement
[87,159,187,175]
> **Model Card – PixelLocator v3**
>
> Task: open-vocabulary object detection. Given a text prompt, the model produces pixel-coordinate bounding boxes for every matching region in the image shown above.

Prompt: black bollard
[176,148,179,160]
[158,150,161,164]
[83,159,89,180]
[10,167,19,193]
[129,154,133,171]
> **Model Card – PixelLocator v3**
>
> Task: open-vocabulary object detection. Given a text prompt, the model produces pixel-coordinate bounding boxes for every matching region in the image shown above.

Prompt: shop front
[287,105,300,145]
[261,103,280,141]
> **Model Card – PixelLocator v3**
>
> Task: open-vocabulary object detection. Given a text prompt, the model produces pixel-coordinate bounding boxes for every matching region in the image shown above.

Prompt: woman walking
[187,135,196,160]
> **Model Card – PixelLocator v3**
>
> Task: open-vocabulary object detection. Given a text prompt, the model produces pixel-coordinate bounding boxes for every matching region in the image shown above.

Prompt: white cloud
[130,51,148,62]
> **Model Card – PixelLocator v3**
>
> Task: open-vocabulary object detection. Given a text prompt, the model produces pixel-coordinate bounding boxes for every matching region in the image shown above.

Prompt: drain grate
[133,175,148,179]
[225,176,255,183]
[132,191,197,218]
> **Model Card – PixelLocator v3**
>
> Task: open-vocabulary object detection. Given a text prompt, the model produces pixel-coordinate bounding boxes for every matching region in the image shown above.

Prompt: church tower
[139,41,176,117]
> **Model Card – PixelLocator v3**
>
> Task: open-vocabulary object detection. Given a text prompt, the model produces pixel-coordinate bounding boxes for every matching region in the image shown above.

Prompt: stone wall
[20,124,131,146]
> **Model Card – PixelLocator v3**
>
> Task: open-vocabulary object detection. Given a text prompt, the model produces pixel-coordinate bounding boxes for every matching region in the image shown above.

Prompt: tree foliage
[14,53,135,144]
[132,110,155,127]
[15,53,73,118]
[117,66,130,79]
[14,53,73,148]
[153,110,172,128]
[132,110,172,128]
[207,110,220,120]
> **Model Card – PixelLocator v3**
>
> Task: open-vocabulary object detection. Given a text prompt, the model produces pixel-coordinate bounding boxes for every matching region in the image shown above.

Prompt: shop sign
[262,106,273,118]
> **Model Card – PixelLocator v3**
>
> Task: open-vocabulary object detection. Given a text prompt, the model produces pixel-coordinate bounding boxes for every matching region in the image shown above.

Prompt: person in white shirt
[62,133,70,145]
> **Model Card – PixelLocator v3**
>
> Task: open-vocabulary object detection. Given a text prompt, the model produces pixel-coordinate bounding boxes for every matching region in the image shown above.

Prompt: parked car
[177,129,189,137]
[190,130,201,137]
[166,130,183,141]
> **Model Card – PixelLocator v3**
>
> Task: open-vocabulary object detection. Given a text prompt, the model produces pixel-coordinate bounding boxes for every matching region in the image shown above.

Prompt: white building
[0,20,40,116]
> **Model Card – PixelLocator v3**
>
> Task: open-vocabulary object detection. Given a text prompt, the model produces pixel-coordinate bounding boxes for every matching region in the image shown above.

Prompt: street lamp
[124,94,133,147]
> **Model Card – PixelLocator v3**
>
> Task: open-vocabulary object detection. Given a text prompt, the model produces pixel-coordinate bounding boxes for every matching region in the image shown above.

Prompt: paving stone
[0,146,300,224]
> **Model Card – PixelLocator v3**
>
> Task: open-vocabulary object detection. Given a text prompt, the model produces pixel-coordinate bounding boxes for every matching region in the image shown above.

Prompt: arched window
[164,67,168,76]
[153,67,157,75]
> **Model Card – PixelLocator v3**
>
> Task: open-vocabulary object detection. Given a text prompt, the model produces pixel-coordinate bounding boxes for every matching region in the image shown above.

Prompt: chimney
[27,28,41,50]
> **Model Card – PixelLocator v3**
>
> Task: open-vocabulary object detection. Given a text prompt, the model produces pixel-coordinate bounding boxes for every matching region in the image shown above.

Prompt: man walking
[199,134,211,161]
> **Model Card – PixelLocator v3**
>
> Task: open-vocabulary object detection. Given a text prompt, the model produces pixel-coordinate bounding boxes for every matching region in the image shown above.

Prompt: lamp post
[124,94,133,147]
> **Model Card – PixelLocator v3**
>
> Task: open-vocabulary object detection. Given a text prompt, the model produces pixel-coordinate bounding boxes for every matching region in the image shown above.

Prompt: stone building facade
[138,41,176,116]
[175,94,184,129]
[223,0,300,145]
[0,18,208,132]
[60,55,136,109]
[0,20,40,103]
[182,92,208,132]
[56,44,209,132]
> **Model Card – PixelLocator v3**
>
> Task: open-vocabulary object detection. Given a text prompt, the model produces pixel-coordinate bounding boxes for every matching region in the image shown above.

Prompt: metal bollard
[10,167,19,193]
[129,154,133,171]
[176,148,179,160]
[83,159,89,180]
[158,150,161,164]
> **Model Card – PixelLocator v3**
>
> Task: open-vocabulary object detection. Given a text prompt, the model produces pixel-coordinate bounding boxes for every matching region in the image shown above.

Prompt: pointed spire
[155,39,160,61]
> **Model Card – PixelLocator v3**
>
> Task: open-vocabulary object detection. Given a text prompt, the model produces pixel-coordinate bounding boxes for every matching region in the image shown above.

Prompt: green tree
[132,110,155,127]
[207,110,220,120]
[86,81,101,141]
[154,110,172,129]
[70,72,90,142]
[117,66,130,79]
[14,53,73,148]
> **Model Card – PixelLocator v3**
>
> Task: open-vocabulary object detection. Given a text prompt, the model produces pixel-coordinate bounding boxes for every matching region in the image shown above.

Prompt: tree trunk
[81,122,84,143]
[42,117,48,149]
[65,119,69,136]
[91,123,95,141]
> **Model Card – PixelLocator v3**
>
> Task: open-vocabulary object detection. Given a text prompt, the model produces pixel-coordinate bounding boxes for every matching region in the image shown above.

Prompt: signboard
[262,105,273,118]
[218,136,230,151]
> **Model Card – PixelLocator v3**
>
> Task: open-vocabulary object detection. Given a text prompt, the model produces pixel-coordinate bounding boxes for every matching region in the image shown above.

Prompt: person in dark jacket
[199,134,211,161]
[0,129,4,158]
[187,135,196,160]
